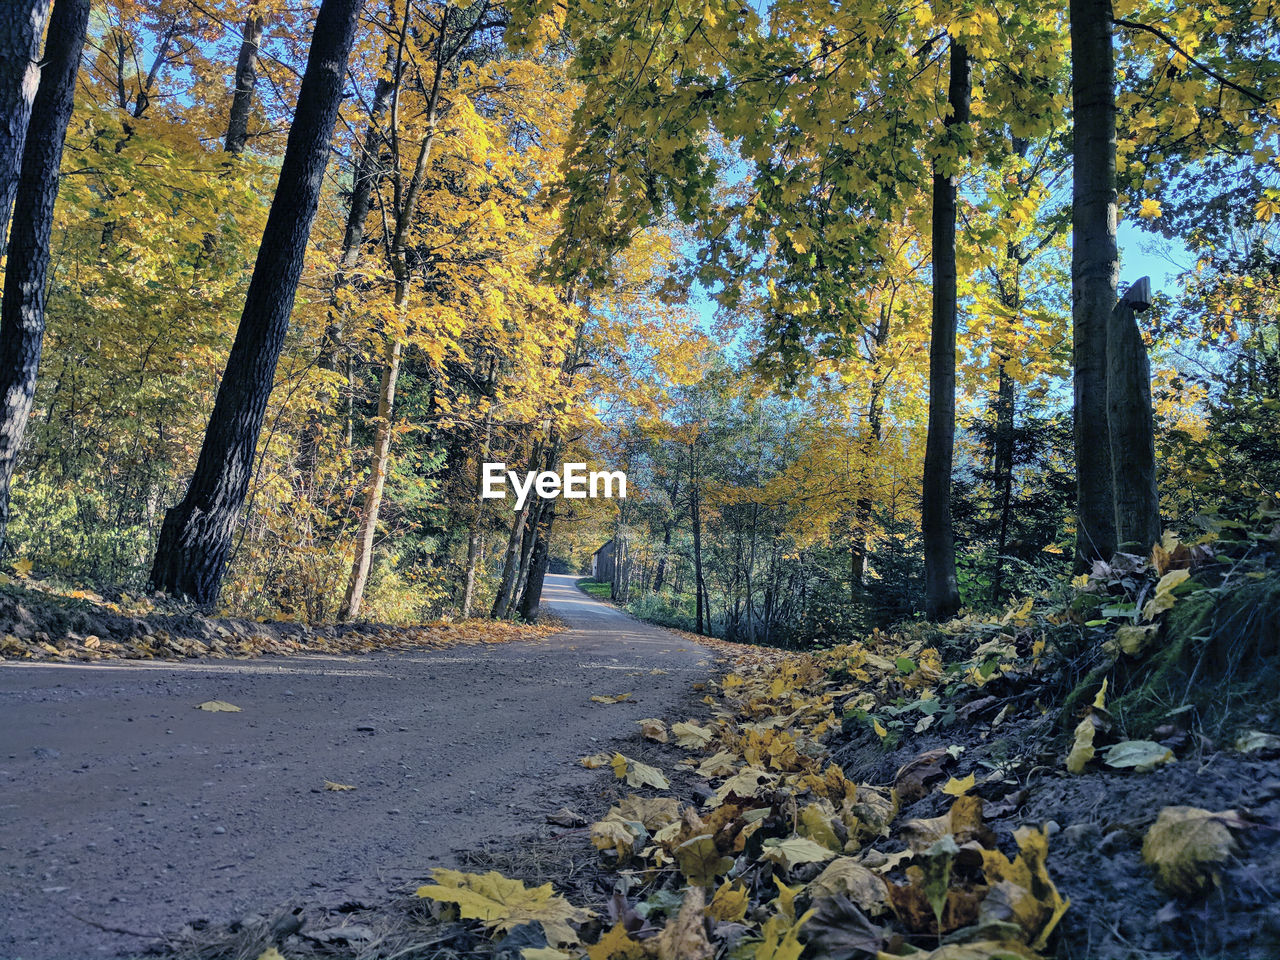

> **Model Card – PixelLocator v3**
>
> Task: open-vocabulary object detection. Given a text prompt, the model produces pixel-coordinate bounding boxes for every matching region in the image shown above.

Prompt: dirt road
[0,575,714,959]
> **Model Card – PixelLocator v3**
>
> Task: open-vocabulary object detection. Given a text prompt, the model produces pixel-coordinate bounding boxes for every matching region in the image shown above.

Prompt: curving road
[0,575,714,959]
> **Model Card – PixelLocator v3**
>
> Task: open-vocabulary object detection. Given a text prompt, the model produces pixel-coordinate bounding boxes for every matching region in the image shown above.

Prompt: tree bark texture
[922,39,968,621]
[337,339,402,619]
[1106,301,1161,550]
[0,0,88,548]
[1070,0,1120,567]
[223,9,266,154]
[517,500,556,621]
[149,0,362,601]
[0,0,49,256]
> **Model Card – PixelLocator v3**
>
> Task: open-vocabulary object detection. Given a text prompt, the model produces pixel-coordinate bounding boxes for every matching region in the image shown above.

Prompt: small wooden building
[591,542,616,582]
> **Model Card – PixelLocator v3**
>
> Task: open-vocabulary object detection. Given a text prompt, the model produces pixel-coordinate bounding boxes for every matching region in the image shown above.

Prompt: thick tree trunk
[223,9,266,154]
[922,39,968,621]
[491,498,531,619]
[518,500,556,621]
[1070,0,1119,567]
[337,339,402,619]
[1107,299,1161,550]
[0,0,89,548]
[149,0,362,602]
[0,0,49,256]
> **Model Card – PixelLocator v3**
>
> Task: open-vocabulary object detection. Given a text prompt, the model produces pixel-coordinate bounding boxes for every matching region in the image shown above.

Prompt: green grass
[577,578,613,600]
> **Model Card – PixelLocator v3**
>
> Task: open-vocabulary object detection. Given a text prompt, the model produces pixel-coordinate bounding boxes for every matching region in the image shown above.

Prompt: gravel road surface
[0,575,715,959]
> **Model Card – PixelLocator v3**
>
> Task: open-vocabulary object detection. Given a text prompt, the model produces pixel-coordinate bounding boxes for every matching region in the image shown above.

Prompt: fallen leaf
[323,780,356,791]
[523,949,572,960]
[416,868,591,936]
[706,880,749,922]
[580,752,612,769]
[1115,624,1158,655]
[546,807,586,828]
[942,773,976,797]
[1065,715,1096,774]
[760,835,836,871]
[672,721,714,749]
[591,693,635,704]
[978,826,1070,949]
[807,857,889,915]
[1142,806,1240,897]
[610,753,669,790]
[653,886,714,960]
[637,718,669,743]
[675,834,733,886]
[195,700,241,713]
[1234,730,1280,754]
[585,923,645,960]
[254,950,286,960]
[804,894,885,959]
[13,558,33,578]
[1142,569,1192,621]
[1103,740,1174,772]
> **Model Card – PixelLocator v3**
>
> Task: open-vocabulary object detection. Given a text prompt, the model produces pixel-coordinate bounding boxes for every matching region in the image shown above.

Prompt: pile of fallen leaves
[0,580,556,664]
[409,648,1071,960]
[404,523,1278,960]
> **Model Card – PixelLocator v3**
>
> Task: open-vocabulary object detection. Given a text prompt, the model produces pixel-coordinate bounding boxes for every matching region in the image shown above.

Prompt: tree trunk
[338,19,449,618]
[1107,299,1161,550]
[149,0,362,601]
[337,339,402,619]
[991,360,1016,601]
[922,39,968,621]
[691,448,707,635]
[1070,0,1119,567]
[491,498,531,619]
[518,500,556,621]
[223,8,266,154]
[0,0,49,256]
[0,0,88,548]
[460,415,492,618]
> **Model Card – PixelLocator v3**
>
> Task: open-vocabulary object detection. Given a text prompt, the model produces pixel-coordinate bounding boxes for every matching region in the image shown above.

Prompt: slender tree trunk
[223,8,266,154]
[0,0,49,257]
[460,415,492,618]
[653,522,672,591]
[1070,0,1119,567]
[1107,298,1161,549]
[922,39,968,621]
[149,0,362,601]
[691,446,707,635]
[340,52,452,618]
[0,0,88,549]
[991,360,1016,601]
[338,339,402,619]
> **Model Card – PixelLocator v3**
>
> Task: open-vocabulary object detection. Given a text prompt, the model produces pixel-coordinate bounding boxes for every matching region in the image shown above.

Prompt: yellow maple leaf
[416,868,591,936]
[12,558,33,578]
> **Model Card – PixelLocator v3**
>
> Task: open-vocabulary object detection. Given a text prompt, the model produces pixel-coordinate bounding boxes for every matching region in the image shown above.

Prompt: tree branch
[1113,17,1267,105]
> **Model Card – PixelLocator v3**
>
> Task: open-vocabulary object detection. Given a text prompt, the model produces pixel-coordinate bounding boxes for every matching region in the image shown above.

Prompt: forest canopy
[0,0,1275,640]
